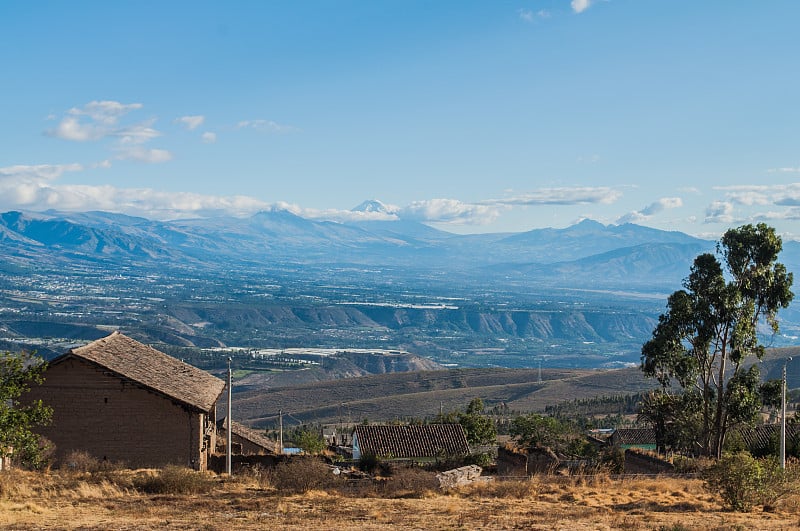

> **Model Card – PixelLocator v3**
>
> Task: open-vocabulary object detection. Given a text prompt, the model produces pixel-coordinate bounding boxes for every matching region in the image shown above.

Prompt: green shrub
[133,465,216,494]
[358,453,380,474]
[703,452,785,511]
[463,452,494,468]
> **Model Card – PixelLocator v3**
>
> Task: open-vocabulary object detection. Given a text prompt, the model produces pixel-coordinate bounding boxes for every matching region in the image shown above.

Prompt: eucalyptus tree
[641,223,794,457]
[0,351,52,469]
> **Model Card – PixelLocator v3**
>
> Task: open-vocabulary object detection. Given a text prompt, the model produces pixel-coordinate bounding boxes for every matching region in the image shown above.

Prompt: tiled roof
[611,428,656,445]
[736,424,800,451]
[218,417,278,454]
[57,331,225,412]
[353,424,470,458]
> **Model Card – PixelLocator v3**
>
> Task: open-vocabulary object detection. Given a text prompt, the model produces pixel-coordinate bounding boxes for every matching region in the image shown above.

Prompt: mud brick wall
[25,357,207,470]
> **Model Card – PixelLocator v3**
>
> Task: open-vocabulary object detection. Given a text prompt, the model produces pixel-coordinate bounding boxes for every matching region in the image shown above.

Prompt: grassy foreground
[1,467,799,530]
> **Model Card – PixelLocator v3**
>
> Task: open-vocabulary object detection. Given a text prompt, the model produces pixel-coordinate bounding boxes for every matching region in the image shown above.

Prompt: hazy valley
[3,208,800,373]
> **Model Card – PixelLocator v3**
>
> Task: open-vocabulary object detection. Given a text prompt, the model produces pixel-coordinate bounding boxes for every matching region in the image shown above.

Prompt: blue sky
[2,1,800,239]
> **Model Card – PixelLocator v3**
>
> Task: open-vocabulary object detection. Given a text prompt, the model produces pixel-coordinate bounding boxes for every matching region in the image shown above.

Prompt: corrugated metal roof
[353,424,470,458]
[56,331,225,412]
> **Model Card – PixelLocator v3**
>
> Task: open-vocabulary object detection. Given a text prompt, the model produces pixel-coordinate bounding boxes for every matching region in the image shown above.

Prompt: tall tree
[435,398,497,445]
[0,351,52,469]
[641,223,794,457]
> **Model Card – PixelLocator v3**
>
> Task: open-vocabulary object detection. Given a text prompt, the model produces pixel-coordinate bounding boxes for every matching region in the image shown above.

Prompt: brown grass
[1,469,800,530]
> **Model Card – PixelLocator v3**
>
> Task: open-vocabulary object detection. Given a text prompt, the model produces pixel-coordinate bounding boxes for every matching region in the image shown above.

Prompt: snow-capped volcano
[351,199,397,214]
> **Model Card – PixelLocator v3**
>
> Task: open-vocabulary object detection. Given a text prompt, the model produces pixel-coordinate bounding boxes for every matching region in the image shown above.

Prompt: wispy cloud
[47,101,143,141]
[175,115,205,131]
[616,197,683,224]
[571,0,593,14]
[116,147,173,164]
[237,119,299,133]
[0,163,84,182]
[46,101,172,164]
[519,8,550,22]
[767,167,800,173]
[201,132,217,144]
[488,186,622,206]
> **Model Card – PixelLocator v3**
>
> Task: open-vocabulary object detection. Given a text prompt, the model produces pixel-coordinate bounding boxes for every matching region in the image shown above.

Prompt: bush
[61,450,126,473]
[358,453,380,474]
[133,465,217,495]
[381,467,438,497]
[269,458,337,494]
[703,452,795,512]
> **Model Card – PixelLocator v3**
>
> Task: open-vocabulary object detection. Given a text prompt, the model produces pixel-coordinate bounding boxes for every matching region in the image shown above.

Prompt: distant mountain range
[4,206,800,365]
[0,208,724,287]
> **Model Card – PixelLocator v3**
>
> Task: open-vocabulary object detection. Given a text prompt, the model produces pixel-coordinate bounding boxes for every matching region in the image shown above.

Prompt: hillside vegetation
[231,366,658,428]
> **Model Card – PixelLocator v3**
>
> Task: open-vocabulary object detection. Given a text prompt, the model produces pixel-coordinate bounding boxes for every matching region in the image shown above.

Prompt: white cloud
[519,8,550,22]
[399,199,503,225]
[490,186,622,206]
[47,100,144,141]
[616,197,683,224]
[273,198,499,226]
[237,119,299,133]
[768,167,800,173]
[116,121,162,145]
[0,176,272,219]
[49,116,105,142]
[201,132,217,144]
[176,115,205,131]
[704,201,736,224]
[714,183,800,207]
[571,0,593,14]
[46,101,172,165]
[0,163,83,182]
[76,100,143,124]
[117,147,173,164]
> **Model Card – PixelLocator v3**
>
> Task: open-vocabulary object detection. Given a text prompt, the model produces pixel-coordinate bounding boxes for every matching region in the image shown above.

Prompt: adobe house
[216,417,278,456]
[352,424,469,461]
[25,331,225,470]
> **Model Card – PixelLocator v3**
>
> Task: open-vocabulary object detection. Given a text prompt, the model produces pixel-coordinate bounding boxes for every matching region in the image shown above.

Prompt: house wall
[26,357,209,470]
[216,430,271,455]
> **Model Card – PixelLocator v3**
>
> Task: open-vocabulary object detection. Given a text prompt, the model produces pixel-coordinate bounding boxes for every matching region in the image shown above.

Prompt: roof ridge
[67,331,225,412]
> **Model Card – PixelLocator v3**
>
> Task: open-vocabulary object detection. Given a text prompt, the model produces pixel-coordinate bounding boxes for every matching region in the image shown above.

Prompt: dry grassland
[2,469,800,530]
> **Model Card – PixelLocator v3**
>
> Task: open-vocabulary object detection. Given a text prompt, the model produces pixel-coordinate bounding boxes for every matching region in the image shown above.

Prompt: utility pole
[782,357,793,470]
[279,409,284,455]
[226,357,232,476]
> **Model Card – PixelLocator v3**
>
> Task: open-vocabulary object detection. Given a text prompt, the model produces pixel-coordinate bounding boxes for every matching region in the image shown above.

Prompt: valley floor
[2,471,799,530]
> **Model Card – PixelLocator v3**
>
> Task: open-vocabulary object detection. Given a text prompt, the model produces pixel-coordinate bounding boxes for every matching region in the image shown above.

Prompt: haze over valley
[4,208,800,372]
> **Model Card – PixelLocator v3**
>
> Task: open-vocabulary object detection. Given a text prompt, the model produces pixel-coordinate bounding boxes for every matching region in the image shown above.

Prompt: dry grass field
[2,467,800,530]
